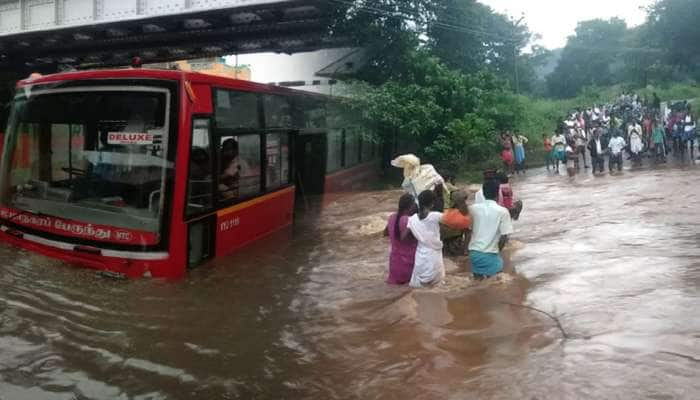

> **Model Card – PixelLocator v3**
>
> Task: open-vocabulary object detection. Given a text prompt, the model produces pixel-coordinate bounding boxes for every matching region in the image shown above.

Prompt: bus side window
[187,119,214,216]
[262,95,292,129]
[265,132,290,189]
[214,90,260,130]
[218,134,261,201]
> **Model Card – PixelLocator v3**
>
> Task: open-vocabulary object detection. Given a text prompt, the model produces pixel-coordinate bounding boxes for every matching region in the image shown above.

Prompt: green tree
[342,50,526,171]
[328,0,431,84]
[427,1,534,92]
[646,0,700,80]
[330,0,536,91]
[547,18,628,98]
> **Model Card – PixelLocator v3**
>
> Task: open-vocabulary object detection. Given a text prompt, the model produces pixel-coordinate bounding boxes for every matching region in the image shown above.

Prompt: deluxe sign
[107,132,154,145]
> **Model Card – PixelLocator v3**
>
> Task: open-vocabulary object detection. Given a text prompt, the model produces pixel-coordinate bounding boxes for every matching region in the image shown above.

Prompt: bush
[342,51,531,173]
[342,52,700,179]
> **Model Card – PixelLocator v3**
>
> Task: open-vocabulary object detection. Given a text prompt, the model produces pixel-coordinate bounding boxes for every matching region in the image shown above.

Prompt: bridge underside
[0,0,344,74]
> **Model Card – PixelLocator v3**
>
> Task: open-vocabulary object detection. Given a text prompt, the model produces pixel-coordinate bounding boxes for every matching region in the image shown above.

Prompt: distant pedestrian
[500,132,515,175]
[683,106,696,159]
[672,116,684,155]
[542,134,553,171]
[627,120,642,156]
[551,130,567,174]
[651,119,666,163]
[565,145,576,177]
[608,130,626,172]
[629,126,644,165]
[512,132,529,174]
[573,126,588,169]
[587,125,607,174]
[643,114,653,143]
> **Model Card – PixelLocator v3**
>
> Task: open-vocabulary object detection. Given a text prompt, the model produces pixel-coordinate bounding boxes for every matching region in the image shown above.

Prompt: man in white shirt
[684,109,696,159]
[468,180,514,279]
[608,130,626,172]
[474,188,485,204]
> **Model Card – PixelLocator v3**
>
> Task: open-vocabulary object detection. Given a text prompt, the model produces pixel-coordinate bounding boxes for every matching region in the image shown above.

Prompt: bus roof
[17,68,330,99]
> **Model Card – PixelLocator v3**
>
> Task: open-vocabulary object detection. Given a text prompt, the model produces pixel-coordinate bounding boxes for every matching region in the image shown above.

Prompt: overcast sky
[226,49,347,84]
[479,0,654,49]
[229,0,655,83]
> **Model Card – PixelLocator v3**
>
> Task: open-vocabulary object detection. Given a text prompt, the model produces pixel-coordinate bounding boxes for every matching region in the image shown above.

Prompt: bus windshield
[0,86,173,241]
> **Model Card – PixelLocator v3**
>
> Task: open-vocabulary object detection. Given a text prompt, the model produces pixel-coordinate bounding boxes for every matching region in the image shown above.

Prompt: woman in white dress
[408,190,445,288]
[629,123,644,164]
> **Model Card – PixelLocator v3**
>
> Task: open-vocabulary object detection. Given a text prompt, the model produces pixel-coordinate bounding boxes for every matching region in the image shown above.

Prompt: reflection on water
[1,165,699,399]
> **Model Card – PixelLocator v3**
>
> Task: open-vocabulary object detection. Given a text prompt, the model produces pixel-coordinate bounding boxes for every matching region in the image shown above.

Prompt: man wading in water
[468,179,514,280]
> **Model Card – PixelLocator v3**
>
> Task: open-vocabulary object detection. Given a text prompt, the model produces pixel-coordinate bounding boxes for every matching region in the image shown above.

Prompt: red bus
[0,68,380,278]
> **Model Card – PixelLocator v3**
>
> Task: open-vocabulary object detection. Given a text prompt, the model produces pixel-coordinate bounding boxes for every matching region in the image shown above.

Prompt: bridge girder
[0,0,347,73]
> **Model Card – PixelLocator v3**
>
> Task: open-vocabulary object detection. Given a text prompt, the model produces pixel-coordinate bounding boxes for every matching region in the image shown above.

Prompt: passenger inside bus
[218,138,241,200]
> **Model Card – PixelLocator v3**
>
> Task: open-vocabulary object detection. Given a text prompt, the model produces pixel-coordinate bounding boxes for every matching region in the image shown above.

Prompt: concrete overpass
[0,0,344,73]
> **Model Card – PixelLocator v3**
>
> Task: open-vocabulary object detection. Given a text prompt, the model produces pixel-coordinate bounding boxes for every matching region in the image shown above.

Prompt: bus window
[265,133,290,189]
[301,97,326,129]
[49,124,86,181]
[187,119,214,215]
[218,134,261,201]
[262,95,292,129]
[214,89,260,130]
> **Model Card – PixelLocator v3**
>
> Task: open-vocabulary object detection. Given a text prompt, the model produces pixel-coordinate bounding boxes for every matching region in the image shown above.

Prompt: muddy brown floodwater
[1,164,699,399]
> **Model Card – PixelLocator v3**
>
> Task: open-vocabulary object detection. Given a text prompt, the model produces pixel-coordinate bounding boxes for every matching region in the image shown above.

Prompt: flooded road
[1,164,699,399]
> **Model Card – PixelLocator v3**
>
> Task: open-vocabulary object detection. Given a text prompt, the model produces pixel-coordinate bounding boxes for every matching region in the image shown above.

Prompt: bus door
[185,118,216,268]
[294,132,326,204]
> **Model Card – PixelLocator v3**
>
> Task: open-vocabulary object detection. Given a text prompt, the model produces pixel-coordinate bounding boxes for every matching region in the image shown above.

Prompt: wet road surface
[1,163,699,399]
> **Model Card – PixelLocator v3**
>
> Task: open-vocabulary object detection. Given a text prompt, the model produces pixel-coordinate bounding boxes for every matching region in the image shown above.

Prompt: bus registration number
[219,217,240,232]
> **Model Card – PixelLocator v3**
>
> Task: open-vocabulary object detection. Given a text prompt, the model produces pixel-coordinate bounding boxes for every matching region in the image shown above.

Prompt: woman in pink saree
[385,194,418,284]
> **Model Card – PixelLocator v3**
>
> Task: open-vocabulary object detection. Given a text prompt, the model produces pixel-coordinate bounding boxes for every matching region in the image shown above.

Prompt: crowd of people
[382,92,696,286]
[385,156,519,287]
[543,93,697,177]
[496,93,698,178]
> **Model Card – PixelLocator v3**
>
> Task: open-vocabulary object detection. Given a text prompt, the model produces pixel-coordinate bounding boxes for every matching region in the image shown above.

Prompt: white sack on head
[391,154,444,198]
[402,164,444,198]
[390,154,421,179]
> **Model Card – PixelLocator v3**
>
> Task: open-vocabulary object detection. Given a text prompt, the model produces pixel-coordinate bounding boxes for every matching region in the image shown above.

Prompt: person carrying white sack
[390,154,447,211]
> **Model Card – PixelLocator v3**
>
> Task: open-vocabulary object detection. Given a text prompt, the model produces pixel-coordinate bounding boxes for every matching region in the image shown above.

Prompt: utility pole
[512,15,524,94]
